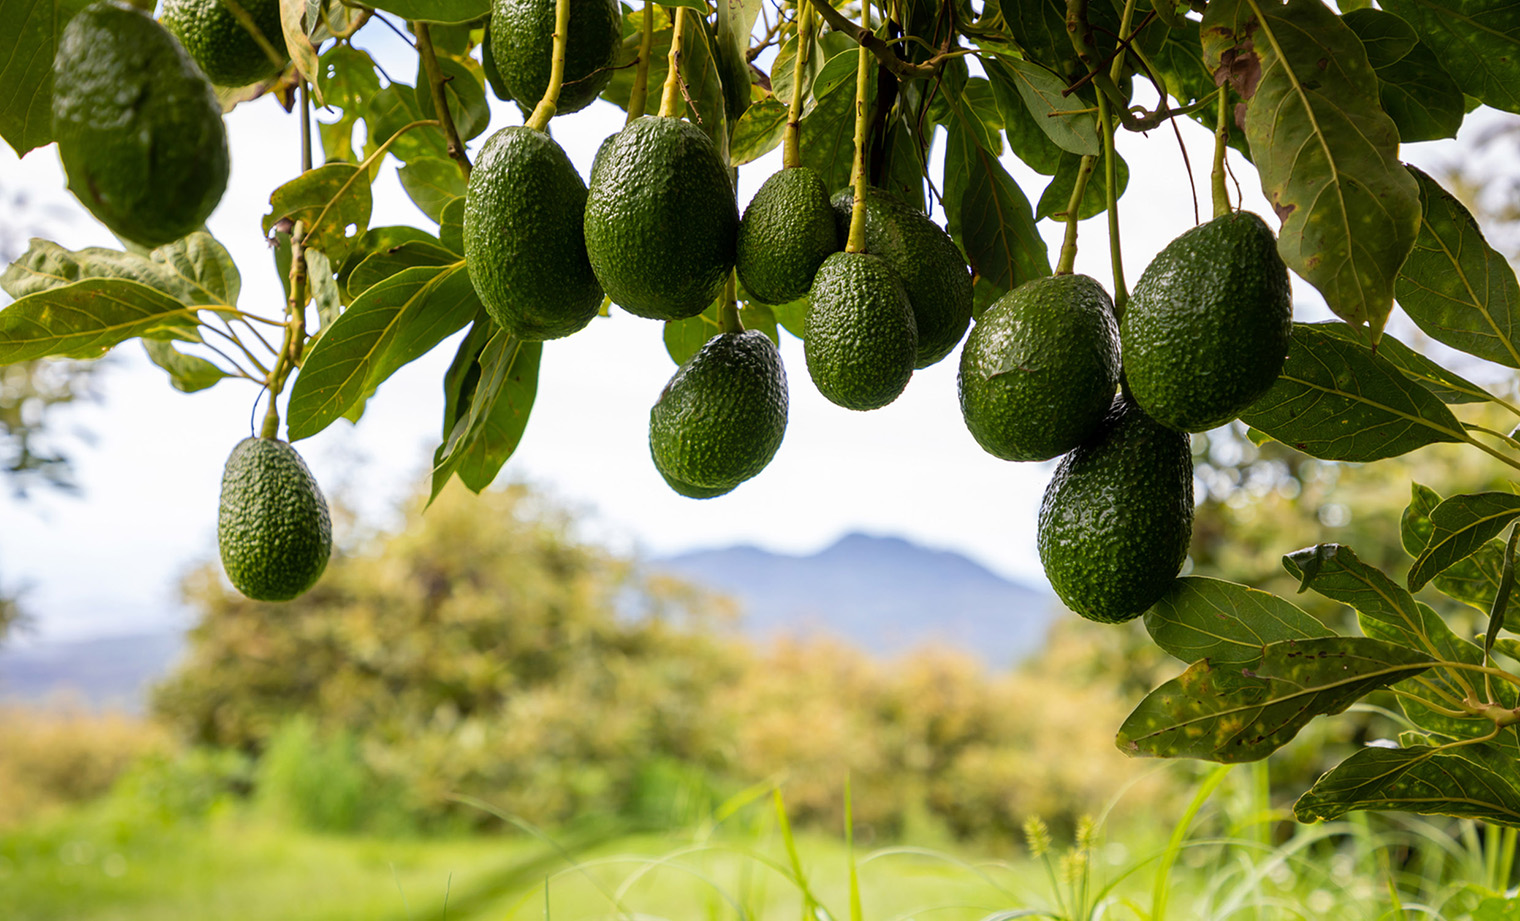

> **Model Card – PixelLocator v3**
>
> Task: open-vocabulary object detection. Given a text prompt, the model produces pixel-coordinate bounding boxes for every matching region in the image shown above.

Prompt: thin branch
[416,22,471,176]
[803,0,955,80]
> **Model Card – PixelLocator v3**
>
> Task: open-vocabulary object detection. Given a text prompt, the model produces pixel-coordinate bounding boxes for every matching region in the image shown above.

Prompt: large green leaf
[1314,323,1494,405]
[262,164,374,265]
[0,0,92,156]
[1295,742,1520,826]
[143,340,230,393]
[943,120,1048,297]
[1144,577,1333,666]
[1342,9,1464,143]
[1035,150,1127,222]
[1202,0,1421,338]
[981,58,1098,157]
[412,55,488,142]
[397,157,466,223]
[430,329,542,498]
[366,83,450,163]
[1403,483,1509,617]
[729,98,787,166]
[286,263,477,440]
[1380,0,1520,114]
[1408,493,1520,592]
[0,278,197,363]
[1,233,240,308]
[362,0,487,24]
[1239,322,1466,462]
[797,71,860,198]
[1117,636,1433,762]
[985,60,1062,175]
[346,240,457,300]
[928,76,1003,155]
[1396,167,1520,369]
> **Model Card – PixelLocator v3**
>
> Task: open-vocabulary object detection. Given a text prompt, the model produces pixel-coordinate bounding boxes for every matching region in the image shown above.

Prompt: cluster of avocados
[959,212,1292,624]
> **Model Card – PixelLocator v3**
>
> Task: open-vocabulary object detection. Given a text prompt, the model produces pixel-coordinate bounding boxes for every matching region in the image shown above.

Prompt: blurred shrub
[107,746,252,825]
[0,705,169,827]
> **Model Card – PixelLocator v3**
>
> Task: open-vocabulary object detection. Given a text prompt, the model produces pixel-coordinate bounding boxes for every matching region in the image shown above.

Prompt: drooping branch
[802,0,957,80]
[415,22,472,176]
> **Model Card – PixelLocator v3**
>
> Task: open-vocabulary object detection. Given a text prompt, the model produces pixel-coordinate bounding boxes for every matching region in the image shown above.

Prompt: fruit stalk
[260,220,310,440]
[719,271,742,333]
[658,5,688,118]
[417,22,473,173]
[299,79,312,172]
[844,3,872,255]
[1054,156,1095,275]
[626,2,657,123]
[782,0,811,170]
[1097,93,1126,314]
[1212,87,1230,219]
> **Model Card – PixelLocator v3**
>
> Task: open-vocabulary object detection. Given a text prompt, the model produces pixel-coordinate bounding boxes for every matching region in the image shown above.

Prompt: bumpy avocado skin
[1121,211,1292,433]
[831,189,973,369]
[161,0,288,87]
[465,126,603,340]
[804,251,917,411]
[1037,396,1194,624]
[53,2,229,248]
[218,437,333,602]
[584,117,739,320]
[649,330,789,496]
[490,0,620,115]
[736,168,838,305]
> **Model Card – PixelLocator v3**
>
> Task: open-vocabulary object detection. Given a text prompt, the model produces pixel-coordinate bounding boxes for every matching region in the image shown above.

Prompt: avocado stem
[260,220,310,441]
[524,0,574,133]
[299,80,312,173]
[719,271,743,333]
[418,22,473,173]
[626,2,657,123]
[782,1,811,170]
[1098,92,1127,314]
[1054,155,1095,275]
[1211,87,1231,219]
[844,3,872,255]
[658,6,688,119]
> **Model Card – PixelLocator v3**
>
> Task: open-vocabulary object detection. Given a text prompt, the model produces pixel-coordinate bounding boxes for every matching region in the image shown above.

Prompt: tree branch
[415,22,472,177]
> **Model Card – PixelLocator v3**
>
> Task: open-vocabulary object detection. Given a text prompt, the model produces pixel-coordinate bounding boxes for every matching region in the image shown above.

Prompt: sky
[0,19,1494,643]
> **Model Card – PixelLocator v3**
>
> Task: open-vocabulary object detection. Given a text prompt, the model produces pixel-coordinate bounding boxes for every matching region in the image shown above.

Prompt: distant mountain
[0,630,184,711]
[652,533,1055,665]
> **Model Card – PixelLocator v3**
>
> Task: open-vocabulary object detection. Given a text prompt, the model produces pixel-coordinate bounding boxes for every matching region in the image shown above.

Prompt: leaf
[1313,323,1494,405]
[278,0,321,97]
[439,197,466,255]
[715,0,761,95]
[1402,483,1510,617]
[285,263,478,440]
[1,233,240,308]
[663,300,779,365]
[981,58,1099,157]
[262,164,373,265]
[1395,166,1520,368]
[413,55,489,142]
[1408,493,1520,592]
[1485,525,1519,661]
[361,0,487,24]
[1117,636,1433,762]
[397,157,466,223]
[143,340,230,393]
[1295,742,1520,826]
[1202,0,1421,338]
[729,97,788,166]
[1144,577,1333,666]
[985,60,1062,175]
[0,278,197,363]
[1238,322,1466,462]
[366,83,449,163]
[944,120,1049,297]
[1342,9,1464,143]
[334,225,438,300]
[1035,150,1127,222]
[1380,0,1520,114]
[430,331,543,498]
[678,14,729,159]
[812,50,861,102]
[304,248,340,332]
[797,71,861,198]
[0,0,91,155]
[346,240,458,299]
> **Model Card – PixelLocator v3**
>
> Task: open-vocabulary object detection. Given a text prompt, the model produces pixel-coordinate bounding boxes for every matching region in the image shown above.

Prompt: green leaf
[0,0,92,155]
[678,14,729,159]
[1144,577,1333,666]
[1117,636,1433,762]
[1313,323,1494,405]
[262,164,374,265]
[361,0,487,24]
[729,97,788,166]
[398,157,466,223]
[1238,322,1466,462]
[1380,0,1520,114]
[1,233,240,308]
[334,225,438,301]
[285,263,477,440]
[1342,9,1464,143]
[944,121,1048,297]
[1202,0,1421,338]
[318,44,381,109]
[439,197,465,256]
[304,249,341,333]
[797,71,861,199]
[986,60,1062,175]
[981,58,1098,157]
[662,299,779,365]
[430,331,543,498]
[1484,525,1519,662]
[1408,493,1520,592]
[1402,483,1509,617]
[0,278,198,363]
[1396,166,1520,369]
[366,83,449,163]
[1035,150,1127,222]
[413,55,489,142]
[346,240,458,300]
[1295,742,1520,826]
[143,340,230,393]
[811,50,861,103]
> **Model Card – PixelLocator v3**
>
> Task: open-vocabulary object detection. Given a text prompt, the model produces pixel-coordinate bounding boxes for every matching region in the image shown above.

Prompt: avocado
[804,251,917,411]
[464,126,602,340]
[584,116,739,320]
[218,437,332,602]
[736,167,838,305]
[1037,395,1194,624]
[649,330,788,497]
[490,0,620,115]
[53,2,229,248]
[1121,211,1292,432]
[161,0,288,87]
[831,188,973,369]
[959,274,1119,462]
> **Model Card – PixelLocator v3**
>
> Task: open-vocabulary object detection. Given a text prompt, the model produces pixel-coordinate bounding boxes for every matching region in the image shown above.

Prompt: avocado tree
[3,0,1520,829]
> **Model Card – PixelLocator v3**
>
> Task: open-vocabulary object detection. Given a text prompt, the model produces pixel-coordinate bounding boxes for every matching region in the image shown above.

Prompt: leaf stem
[300,79,313,172]
[1460,431,1520,475]
[844,1,872,255]
[416,22,472,174]
[1412,675,1468,709]
[782,1,811,170]
[204,321,271,376]
[626,2,656,123]
[658,6,687,119]
[1211,86,1230,219]
[1054,156,1096,276]
[1388,687,1472,720]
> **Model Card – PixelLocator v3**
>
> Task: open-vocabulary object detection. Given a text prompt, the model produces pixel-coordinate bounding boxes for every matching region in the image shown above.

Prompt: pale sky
[0,23,1482,642]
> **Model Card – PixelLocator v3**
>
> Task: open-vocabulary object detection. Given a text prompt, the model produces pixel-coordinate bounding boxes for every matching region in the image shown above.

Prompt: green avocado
[831,188,973,369]
[584,116,739,320]
[161,0,289,87]
[958,274,1119,462]
[53,2,229,248]
[649,330,788,497]
[490,0,620,115]
[736,167,838,305]
[1121,211,1293,432]
[218,437,332,602]
[1037,395,1194,624]
[804,251,917,411]
[464,126,603,340]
